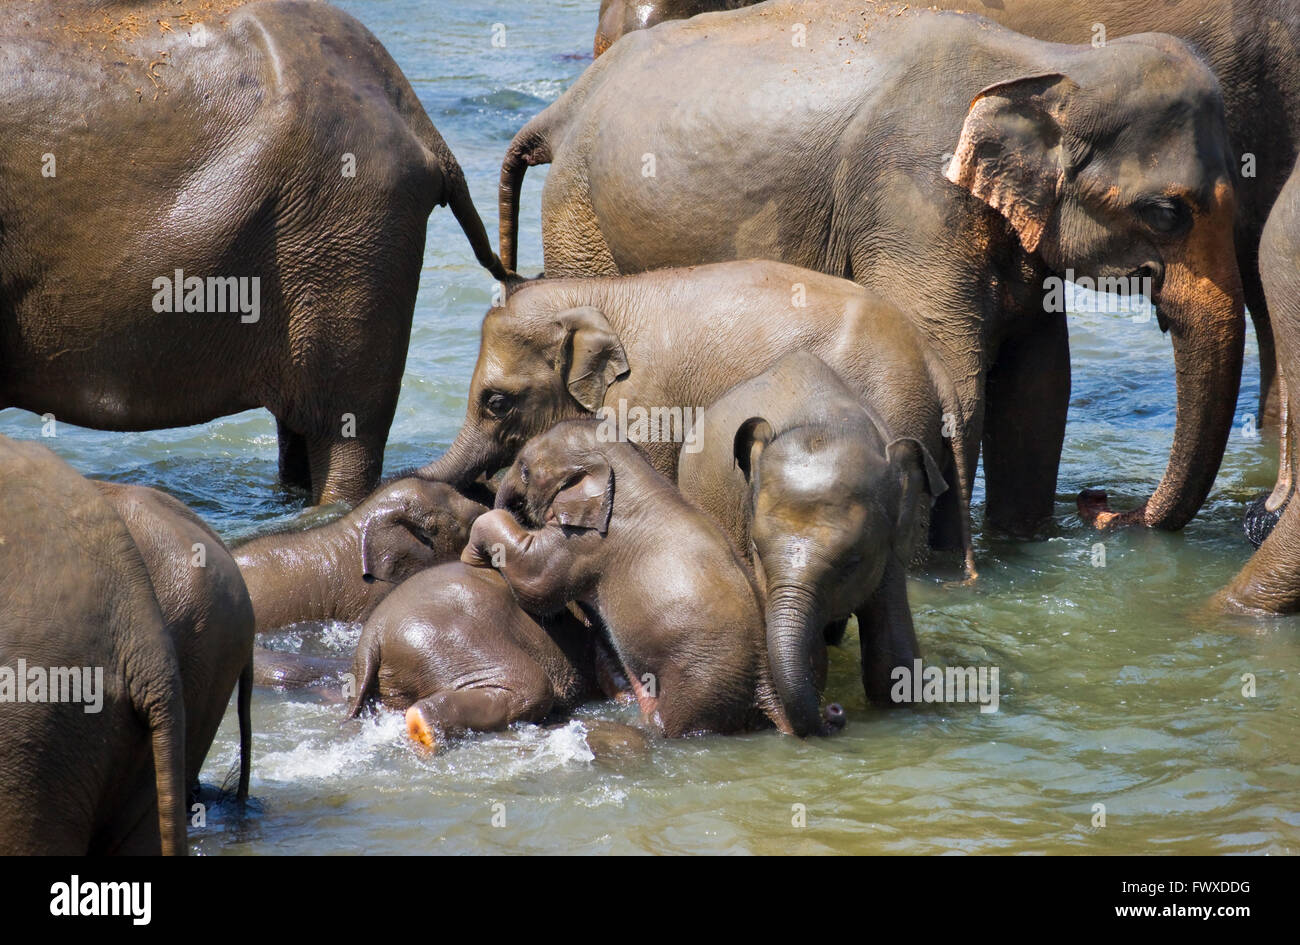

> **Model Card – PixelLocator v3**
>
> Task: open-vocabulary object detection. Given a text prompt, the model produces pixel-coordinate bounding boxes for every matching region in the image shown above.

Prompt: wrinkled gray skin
[678,352,946,736]
[1219,159,1300,613]
[462,420,795,738]
[419,260,973,560]
[0,436,252,855]
[500,1,1246,539]
[593,0,757,55]
[95,482,255,808]
[234,478,486,632]
[347,561,610,750]
[0,1,508,506]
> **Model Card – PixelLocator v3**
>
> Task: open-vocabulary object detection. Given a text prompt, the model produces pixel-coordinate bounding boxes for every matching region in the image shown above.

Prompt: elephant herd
[1,0,1298,854]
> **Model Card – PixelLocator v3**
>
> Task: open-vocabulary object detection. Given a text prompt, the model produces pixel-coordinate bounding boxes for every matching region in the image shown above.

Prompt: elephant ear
[733,417,774,483]
[359,503,429,583]
[556,307,630,411]
[550,461,615,535]
[944,73,1077,254]
[886,438,948,559]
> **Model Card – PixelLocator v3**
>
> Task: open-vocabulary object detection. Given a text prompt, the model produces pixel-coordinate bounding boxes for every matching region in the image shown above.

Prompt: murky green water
[3,0,1296,855]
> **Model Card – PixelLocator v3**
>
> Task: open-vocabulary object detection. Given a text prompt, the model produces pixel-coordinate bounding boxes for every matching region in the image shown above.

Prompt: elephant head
[418,305,629,489]
[735,417,945,736]
[495,426,615,537]
[945,36,1245,530]
[358,479,487,583]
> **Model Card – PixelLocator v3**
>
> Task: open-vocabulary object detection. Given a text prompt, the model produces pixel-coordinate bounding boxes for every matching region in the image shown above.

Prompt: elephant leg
[1267,368,1291,512]
[982,311,1070,537]
[305,422,389,508]
[856,556,920,707]
[276,419,312,493]
[404,685,552,751]
[1244,260,1281,428]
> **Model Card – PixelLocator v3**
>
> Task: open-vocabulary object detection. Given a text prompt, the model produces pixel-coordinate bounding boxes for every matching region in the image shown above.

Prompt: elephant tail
[237,658,253,803]
[499,112,556,275]
[129,645,189,856]
[400,99,512,284]
[346,633,382,720]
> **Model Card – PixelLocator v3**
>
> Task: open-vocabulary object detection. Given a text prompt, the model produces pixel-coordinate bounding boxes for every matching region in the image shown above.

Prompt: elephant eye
[1135,197,1191,237]
[483,391,515,418]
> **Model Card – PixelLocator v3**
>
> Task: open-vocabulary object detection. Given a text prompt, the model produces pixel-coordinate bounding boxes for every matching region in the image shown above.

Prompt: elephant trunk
[765,583,827,738]
[417,426,501,489]
[1142,187,1246,530]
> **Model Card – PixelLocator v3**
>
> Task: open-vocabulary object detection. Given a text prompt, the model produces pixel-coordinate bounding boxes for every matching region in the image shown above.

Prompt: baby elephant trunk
[765,583,829,738]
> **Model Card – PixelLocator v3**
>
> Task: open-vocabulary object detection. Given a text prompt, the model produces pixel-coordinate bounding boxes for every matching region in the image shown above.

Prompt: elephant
[234,478,487,632]
[347,561,612,750]
[497,1,1246,538]
[417,260,974,564]
[94,481,256,807]
[0,1,509,507]
[0,435,253,855]
[677,352,947,735]
[1218,158,1300,613]
[593,0,757,56]
[462,420,798,738]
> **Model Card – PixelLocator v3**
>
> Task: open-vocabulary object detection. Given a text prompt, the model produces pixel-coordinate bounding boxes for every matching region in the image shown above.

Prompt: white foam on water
[254,710,407,783]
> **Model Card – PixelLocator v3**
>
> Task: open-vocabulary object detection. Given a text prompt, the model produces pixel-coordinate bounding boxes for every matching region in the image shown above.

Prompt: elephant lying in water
[348,562,614,750]
[501,0,1245,538]
[234,478,487,632]
[0,436,253,855]
[593,0,757,56]
[678,352,947,735]
[418,260,973,565]
[463,421,801,737]
[0,1,508,506]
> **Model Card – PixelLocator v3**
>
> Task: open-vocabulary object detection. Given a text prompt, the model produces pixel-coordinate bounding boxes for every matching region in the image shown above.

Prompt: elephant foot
[1077,488,1146,529]
[405,705,442,754]
[1243,493,1286,548]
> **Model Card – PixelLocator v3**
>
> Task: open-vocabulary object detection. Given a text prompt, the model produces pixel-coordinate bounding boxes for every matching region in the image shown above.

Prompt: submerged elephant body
[501,1,1245,538]
[348,562,606,750]
[0,1,507,506]
[678,352,947,734]
[234,478,486,632]
[0,436,252,855]
[463,421,793,738]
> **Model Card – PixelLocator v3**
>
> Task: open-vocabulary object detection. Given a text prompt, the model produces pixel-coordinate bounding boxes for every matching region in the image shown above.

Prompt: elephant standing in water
[0,1,508,506]
[0,436,253,855]
[678,353,946,735]
[1220,160,1300,613]
[499,2,1246,538]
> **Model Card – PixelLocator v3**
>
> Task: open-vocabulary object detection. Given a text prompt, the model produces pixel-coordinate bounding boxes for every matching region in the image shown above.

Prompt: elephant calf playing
[347,561,612,751]
[462,420,798,738]
[678,352,947,735]
[234,478,487,632]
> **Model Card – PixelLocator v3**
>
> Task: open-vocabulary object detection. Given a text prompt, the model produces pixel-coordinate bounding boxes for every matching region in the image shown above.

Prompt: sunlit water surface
[3,0,1296,855]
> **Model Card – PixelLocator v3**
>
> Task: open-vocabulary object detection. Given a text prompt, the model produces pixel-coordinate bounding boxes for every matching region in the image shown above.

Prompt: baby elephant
[463,420,795,738]
[347,561,606,750]
[677,352,946,735]
[235,478,486,631]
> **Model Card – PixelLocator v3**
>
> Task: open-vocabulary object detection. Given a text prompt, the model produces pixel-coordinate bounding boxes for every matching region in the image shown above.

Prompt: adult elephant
[498,2,1245,537]
[593,0,757,56]
[918,0,1300,431]
[0,1,508,506]
[1219,159,1300,613]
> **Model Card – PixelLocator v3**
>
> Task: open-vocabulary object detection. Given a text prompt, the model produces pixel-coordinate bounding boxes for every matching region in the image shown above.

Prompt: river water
[3,0,1296,855]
